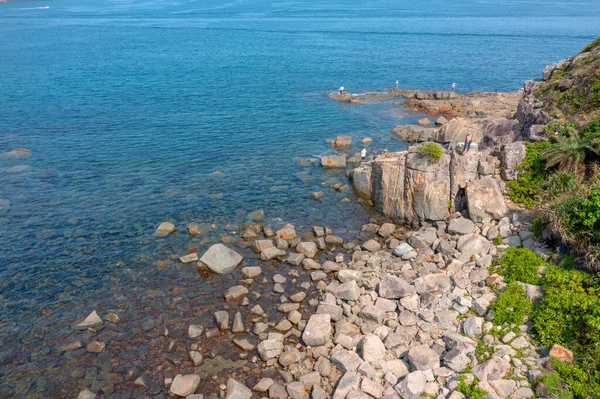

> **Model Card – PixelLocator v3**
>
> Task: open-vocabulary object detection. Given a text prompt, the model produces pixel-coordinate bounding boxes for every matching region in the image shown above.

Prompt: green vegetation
[506,116,600,270]
[539,358,600,399]
[581,37,600,54]
[490,282,533,325]
[417,142,443,163]
[492,234,502,246]
[532,258,600,348]
[456,375,487,399]
[507,141,551,208]
[532,217,543,237]
[490,244,600,397]
[493,247,544,285]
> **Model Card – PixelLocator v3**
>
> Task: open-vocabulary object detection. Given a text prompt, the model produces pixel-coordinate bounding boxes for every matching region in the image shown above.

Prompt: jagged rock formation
[352,147,508,227]
[517,39,600,139]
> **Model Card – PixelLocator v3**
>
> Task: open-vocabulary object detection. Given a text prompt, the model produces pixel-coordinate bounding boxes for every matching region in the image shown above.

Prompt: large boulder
[370,154,407,221]
[407,345,440,370]
[378,275,415,299]
[357,335,386,363]
[449,149,479,204]
[390,125,436,142]
[404,151,451,224]
[457,234,490,258]
[321,155,347,168]
[466,179,508,222]
[352,166,372,200]
[447,217,475,235]
[500,141,527,180]
[225,379,252,399]
[473,356,511,381]
[394,371,427,399]
[302,314,331,346]
[407,227,437,249]
[200,244,243,275]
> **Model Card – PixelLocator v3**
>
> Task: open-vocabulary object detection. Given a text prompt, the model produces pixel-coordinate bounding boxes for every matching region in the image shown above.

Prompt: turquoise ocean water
[0,0,599,396]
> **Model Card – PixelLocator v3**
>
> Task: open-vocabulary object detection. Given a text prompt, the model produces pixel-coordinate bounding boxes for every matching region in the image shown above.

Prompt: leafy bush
[494,247,543,285]
[417,142,443,163]
[552,187,600,247]
[542,134,592,176]
[543,121,578,138]
[532,218,543,237]
[539,358,600,399]
[532,262,600,347]
[490,282,533,326]
[507,141,551,207]
[456,375,487,399]
[493,235,502,246]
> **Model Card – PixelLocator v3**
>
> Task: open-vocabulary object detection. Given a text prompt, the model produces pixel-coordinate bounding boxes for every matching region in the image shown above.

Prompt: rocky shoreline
[67,65,568,399]
[76,210,552,399]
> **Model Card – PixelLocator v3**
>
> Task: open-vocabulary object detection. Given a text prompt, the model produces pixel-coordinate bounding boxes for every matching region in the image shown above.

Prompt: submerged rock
[1,148,31,158]
[170,374,201,397]
[154,221,176,237]
[321,155,347,168]
[75,310,103,329]
[199,244,243,275]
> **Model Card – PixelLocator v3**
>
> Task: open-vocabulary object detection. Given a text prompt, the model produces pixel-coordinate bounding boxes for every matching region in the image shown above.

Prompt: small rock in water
[224,285,249,301]
[77,390,97,399]
[214,310,230,330]
[87,341,106,353]
[361,137,372,144]
[75,310,103,329]
[170,374,201,397]
[417,118,431,126]
[247,209,264,222]
[154,221,176,237]
[199,244,243,275]
[226,378,252,399]
[179,253,199,263]
[277,223,297,241]
[1,148,31,158]
[187,222,203,236]
[241,266,262,279]
[188,325,204,338]
[105,312,120,324]
[209,170,227,178]
[309,191,324,200]
[190,351,204,366]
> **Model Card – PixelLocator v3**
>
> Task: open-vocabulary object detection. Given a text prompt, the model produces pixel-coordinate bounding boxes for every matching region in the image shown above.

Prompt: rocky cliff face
[353,147,508,226]
[516,40,600,139]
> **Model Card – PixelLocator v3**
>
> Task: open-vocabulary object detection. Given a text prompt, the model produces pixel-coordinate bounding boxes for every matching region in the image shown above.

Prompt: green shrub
[540,172,578,201]
[532,263,599,347]
[552,187,600,247]
[494,247,543,285]
[417,142,443,163]
[490,282,533,325]
[532,218,543,237]
[539,358,600,399]
[507,141,551,207]
[493,235,502,246]
[543,121,578,138]
[581,36,600,54]
[456,375,487,399]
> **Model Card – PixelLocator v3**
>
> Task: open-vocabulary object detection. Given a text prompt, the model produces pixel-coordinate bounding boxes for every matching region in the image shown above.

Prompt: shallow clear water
[0,0,599,396]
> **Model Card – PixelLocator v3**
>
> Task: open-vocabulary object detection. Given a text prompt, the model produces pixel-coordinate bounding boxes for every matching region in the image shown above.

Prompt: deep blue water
[0,0,599,396]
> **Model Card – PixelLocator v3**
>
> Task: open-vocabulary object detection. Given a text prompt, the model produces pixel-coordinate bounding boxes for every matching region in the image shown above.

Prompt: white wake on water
[10,5,50,10]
